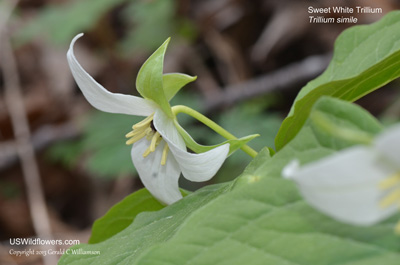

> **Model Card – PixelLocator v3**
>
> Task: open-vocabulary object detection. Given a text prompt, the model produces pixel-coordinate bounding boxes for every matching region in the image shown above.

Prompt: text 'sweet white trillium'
[67,33,229,205]
[282,124,400,233]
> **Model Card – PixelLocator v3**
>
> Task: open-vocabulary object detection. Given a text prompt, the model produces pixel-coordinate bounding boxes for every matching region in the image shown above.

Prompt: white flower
[67,33,229,205]
[282,124,400,232]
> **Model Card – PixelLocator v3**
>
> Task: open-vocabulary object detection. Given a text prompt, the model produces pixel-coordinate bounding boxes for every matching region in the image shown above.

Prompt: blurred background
[0,0,399,264]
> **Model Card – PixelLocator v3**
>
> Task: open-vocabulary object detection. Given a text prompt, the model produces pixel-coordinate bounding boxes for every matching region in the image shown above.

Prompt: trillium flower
[282,124,400,233]
[67,33,231,205]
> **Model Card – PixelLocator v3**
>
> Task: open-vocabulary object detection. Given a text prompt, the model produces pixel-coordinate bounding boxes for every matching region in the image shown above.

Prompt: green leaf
[58,183,234,264]
[136,179,400,265]
[89,189,165,244]
[238,96,383,187]
[136,38,173,118]
[275,11,400,150]
[163,73,197,101]
[132,98,399,265]
[59,98,400,265]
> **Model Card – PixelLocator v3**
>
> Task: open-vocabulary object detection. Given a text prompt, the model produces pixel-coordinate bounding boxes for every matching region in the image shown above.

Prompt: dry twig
[205,53,332,111]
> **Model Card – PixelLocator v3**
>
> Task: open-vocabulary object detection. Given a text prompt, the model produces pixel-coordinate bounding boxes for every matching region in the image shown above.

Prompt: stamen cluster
[125,114,169,165]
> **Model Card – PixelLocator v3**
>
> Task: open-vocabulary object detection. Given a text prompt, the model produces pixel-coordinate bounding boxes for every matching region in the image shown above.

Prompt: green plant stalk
[172,105,258,158]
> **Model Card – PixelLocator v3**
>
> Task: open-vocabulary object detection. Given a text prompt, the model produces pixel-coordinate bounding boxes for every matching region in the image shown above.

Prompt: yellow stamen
[125,130,135,138]
[146,130,154,141]
[132,114,154,129]
[124,113,169,166]
[126,127,152,145]
[378,173,400,236]
[380,190,400,208]
[142,132,161,158]
[379,173,400,189]
[379,172,400,235]
[156,136,162,146]
[150,132,161,152]
[161,144,169,166]
[142,146,152,158]
[125,126,147,138]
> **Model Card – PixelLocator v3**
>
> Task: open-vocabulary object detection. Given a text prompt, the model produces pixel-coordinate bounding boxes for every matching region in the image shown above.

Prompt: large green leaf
[89,189,165,244]
[59,97,399,265]
[275,11,400,150]
[132,98,398,265]
[58,183,234,264]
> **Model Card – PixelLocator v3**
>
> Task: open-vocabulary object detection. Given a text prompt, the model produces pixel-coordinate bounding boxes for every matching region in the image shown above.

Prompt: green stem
[172,105,258,158]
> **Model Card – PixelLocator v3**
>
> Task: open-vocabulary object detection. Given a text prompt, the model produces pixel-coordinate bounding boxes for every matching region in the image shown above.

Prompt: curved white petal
[67,33,156,116]
[153,109,230,182]
[131,138,182,205]
[375,124,400,166]
[169,141,229,182]
[283,147,398,226]
[153,109,185,150]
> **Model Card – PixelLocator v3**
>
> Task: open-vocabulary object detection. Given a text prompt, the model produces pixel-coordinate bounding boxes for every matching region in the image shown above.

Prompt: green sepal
[163,73,197,101]
[136,38,173,117]
[174,120,259,156]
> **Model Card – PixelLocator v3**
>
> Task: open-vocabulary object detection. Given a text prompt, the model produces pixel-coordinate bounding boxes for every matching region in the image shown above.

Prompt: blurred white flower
[283,124,400,233]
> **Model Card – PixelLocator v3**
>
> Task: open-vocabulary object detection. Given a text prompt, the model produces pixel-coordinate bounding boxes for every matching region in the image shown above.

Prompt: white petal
[153,109,230,182]
[283,147,398,226]
[67,33,156,116]
[169,141,229,182]
[153,109,185,150]
[375,124,400,166]
[131,138,182,205]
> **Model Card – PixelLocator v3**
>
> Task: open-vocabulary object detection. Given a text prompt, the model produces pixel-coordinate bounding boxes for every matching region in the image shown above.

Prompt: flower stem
[172,105,258,158]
